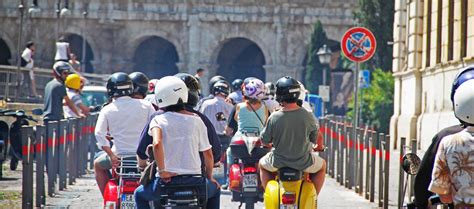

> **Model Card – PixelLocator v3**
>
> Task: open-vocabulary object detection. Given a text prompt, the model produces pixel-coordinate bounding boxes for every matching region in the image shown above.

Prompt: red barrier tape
[67,133,74,142]
[385,151,391,161]
[371,147,377,156]
[36,143,46,153]
[59,136,66,145]
[47,137,59,147]
[22,145,34,155]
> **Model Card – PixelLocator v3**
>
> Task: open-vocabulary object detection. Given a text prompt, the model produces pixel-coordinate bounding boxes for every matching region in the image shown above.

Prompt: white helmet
[298,81,307,101]
[154,76,188,108]
[453,79,474,125]
[243,78,266,100]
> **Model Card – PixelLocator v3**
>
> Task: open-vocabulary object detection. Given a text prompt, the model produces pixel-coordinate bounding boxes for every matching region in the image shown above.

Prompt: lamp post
[13,0,25,101]
[56,0,69,39]
[317,44,332,116]
[82,9,88,73]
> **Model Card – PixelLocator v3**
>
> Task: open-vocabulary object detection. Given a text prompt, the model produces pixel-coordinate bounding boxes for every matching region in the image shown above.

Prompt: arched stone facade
[0,0,357,93]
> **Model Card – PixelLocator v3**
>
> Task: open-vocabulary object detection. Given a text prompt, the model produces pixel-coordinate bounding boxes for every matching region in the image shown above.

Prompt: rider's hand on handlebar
[110,154,120,169]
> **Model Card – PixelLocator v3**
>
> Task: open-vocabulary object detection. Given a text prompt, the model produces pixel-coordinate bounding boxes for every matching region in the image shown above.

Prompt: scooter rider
[63,73,90,118]
[262,82,280,113]
[259,76,326,194]
[227,78,244,105]
[129,72,149,100]
[134,76,220,209]
[43,61,83,122]
[195,75,228,110]
[427,66,474,208]
[410,67,474,209]
[94,72,155,197]
[144,79,159,109]
[135,73,221,208]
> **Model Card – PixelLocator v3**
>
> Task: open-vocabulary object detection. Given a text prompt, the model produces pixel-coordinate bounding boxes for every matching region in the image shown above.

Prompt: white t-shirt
[21,48,34,69]
[55,42,69,61]
[263,99,280,113]
[148,112,211,175]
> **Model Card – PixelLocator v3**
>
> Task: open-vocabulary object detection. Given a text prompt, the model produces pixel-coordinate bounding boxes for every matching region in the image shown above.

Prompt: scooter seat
[278,167,303,181]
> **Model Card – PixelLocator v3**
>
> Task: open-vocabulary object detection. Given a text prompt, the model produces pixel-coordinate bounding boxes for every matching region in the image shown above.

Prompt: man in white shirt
[54,36,70,62]
[21,41,38,97]
[94,72,155,197]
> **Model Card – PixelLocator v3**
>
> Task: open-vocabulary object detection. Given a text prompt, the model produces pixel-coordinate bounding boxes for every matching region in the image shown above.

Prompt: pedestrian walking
[54,36,70,62]
[21,41,38,97]
[69,53,81,73]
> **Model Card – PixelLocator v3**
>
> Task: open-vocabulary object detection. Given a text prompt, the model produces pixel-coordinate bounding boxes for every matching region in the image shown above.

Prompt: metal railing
[21,114,98,209]
[0,65,109,102]
[319,116,391,209]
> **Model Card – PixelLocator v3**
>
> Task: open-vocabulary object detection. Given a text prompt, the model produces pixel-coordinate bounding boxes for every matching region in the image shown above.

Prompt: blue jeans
[134,176,220,209]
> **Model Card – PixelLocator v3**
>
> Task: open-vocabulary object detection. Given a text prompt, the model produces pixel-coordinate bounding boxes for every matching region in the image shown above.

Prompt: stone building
[391,0,474,150]
[0,0,356,93]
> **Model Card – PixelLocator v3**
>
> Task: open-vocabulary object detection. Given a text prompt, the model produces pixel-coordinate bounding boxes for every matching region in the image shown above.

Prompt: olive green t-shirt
[261,108,319,170]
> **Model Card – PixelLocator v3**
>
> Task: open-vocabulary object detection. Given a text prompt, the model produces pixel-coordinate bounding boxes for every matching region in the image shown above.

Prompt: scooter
[401,153,454,209]
[0,109,40,178]
[228,129,269,209]
[263,167,318,209]
[103,154,141,209]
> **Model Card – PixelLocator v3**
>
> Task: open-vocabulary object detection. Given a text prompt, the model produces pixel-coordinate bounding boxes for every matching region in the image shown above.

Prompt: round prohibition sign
[341,27,377,63]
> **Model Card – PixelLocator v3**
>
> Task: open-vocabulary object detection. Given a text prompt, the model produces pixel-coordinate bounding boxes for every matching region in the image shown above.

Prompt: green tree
[305,20,328,93]
[354,0,394,71]
[347,68,394,133]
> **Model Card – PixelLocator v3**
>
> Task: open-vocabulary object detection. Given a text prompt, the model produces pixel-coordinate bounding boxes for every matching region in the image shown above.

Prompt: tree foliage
[305,20,328,94]
[347,68,394,133]
[353,0,394,71]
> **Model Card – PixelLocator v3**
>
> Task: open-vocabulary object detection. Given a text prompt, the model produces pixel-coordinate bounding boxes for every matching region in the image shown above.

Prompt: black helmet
[129,72,149,97]
[106,72,134,98]
[231,79,244,91]
[275,76,301,103]
[209,75,226,92]
[174,73,201,107]
[53,61,73,80]
[265,82,276,96]
[213,80,231,96]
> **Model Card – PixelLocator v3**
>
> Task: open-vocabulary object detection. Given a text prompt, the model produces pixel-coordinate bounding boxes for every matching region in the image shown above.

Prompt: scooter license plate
[121,194,136,209]
[280,205,297,209]
[243,174,258,187]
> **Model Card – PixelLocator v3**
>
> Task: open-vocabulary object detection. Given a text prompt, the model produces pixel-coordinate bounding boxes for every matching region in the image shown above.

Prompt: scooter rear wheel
[245,200,255,209]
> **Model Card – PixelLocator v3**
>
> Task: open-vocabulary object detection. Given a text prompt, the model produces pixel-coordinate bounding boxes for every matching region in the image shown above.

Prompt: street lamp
[317,44,332,115]
[12,0,25,101]
[81,9,88,72]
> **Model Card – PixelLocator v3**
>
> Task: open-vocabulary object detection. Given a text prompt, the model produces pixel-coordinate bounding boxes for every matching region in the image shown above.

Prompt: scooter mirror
[401,153,421,175]
[31,108,43,116]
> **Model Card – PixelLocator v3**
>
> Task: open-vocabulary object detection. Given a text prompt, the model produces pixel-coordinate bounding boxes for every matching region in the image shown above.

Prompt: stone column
[187,14,201,74]
[176,62,188,73]
[467,1,474,58]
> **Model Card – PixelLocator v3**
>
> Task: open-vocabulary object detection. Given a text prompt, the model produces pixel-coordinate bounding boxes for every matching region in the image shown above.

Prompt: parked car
[81,86,108,107]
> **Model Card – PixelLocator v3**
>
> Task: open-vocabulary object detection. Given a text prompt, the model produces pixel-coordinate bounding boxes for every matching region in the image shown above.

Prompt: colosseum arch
[132,36,180,79]
[63,33,95,73]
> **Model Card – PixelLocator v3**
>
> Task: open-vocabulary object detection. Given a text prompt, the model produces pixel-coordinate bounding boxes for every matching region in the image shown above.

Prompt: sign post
[341,27,377,151]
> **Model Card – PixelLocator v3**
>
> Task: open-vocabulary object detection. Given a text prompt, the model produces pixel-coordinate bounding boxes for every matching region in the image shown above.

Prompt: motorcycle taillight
[231,138,245,145]
[243,166,257,173]
[281,192,296,205]
[121,180,139,193]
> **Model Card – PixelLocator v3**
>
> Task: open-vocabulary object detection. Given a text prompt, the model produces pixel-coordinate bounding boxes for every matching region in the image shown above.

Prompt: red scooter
[103,155,141,209]
[228,130,269,209]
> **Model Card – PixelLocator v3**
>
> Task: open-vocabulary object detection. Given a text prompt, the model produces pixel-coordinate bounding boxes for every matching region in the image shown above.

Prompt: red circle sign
[341,27,377,63]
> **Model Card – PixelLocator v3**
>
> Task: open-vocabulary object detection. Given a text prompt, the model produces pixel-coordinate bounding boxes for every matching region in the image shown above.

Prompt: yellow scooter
[264,167,317,209]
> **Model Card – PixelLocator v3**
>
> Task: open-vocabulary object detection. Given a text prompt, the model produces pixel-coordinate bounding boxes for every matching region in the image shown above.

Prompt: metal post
[81,10,88,72]
[383,135,390,209]
[378,133,384,207]
[68,118,76,185]
[35,125,46,207]
[358,128,364,196]
[58,120,68,190]
[339,123,345,186]
[15,1,25,101]
[322,66,327,115]
[398,137,406,208]
[351,62,360,158]
[329,121,336,178]
[21,126,34,209]
[365,128,370,200]
[369,130,376,202]
[47,121,58,197]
